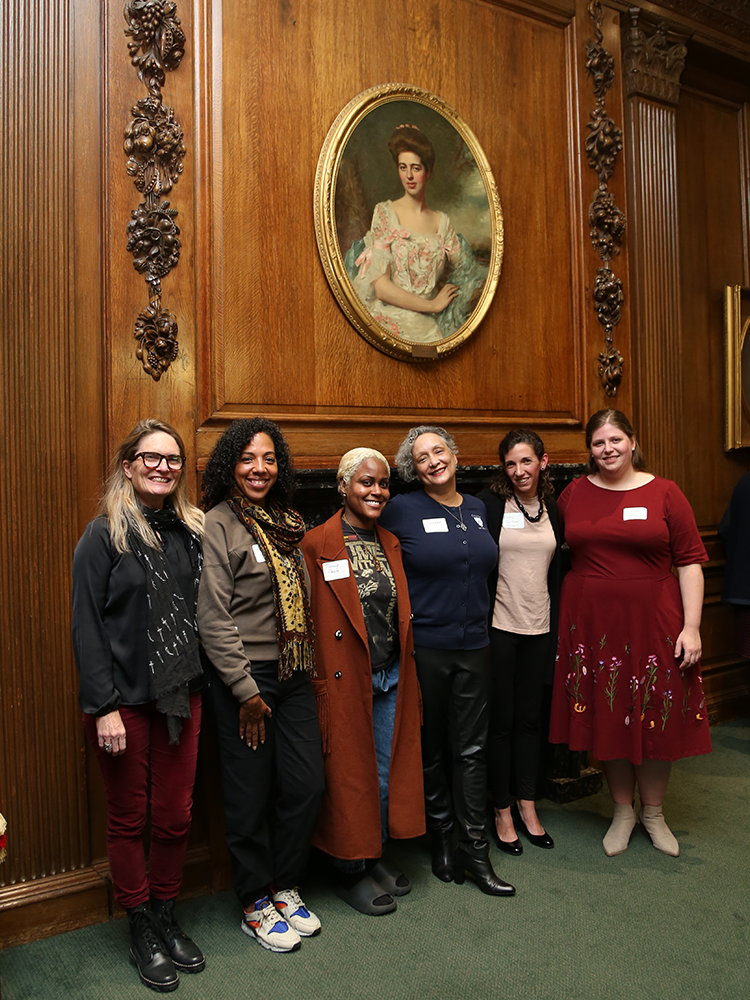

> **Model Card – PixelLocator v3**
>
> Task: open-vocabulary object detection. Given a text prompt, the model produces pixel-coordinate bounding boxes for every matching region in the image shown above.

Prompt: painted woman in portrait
[345,125,487,344]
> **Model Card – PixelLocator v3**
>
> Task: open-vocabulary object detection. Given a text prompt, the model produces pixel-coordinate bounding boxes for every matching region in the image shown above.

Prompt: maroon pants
[84,692,201,910]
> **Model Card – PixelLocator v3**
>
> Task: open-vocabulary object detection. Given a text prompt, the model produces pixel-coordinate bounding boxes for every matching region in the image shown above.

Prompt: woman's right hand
[96,711,127,757]
[430,283,459,313]
[238,694,272,750]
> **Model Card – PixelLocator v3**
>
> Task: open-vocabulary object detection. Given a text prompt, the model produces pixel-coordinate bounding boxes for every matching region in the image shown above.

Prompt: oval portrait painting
[315,84,504,361]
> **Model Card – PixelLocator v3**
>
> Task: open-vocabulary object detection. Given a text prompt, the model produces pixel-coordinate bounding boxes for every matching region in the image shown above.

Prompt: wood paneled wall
[2,0,750,947]
[194,0,626,466]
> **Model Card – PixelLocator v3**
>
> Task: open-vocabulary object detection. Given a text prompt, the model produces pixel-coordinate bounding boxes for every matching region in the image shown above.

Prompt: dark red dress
[549,476,712,764]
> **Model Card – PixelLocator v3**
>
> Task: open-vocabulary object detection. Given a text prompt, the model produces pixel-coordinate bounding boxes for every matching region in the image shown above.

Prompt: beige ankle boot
[603,803,636,856]
[639,804,679,856]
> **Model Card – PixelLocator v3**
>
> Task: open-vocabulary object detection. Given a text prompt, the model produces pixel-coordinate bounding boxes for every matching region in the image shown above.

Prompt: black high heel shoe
[431,831,454,882]
[512,803,554,849]
[452,847,515,896]
[489,810,523,856]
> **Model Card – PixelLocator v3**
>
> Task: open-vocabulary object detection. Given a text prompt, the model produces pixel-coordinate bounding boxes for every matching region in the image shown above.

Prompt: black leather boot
[431,830,454,882]
[151,898,206,973]
[452,846,515,896]
[127,904,179,992]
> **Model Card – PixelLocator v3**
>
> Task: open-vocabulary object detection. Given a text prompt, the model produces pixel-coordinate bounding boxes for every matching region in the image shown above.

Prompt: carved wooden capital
[622,8,688,105]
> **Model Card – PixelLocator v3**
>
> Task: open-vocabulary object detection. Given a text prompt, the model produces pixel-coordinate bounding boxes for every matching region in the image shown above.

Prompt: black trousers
[203,658,325,908]
[415,644,491,858]
[488,627,549,809]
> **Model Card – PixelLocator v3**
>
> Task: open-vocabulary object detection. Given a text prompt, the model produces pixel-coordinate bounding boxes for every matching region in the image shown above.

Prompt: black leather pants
[414,644,491,858]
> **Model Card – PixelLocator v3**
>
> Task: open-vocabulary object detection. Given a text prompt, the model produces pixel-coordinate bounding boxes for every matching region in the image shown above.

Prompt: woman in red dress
[550,410,711,857]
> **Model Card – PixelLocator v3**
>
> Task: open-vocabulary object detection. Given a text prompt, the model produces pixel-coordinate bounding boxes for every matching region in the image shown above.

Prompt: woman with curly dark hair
[197,418,324,953]
[478,429,562,856]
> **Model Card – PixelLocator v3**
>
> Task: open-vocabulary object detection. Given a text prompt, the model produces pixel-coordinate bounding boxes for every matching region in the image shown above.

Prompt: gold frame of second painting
[314,83,504,362]
[725,285,750,450]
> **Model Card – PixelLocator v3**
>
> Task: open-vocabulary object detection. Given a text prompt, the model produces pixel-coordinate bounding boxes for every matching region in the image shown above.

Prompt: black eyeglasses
[134,452,186,471]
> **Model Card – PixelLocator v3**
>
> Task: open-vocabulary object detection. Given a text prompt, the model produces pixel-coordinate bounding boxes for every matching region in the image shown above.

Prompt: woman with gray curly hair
[379,426,515,897]
[302,448,424,915]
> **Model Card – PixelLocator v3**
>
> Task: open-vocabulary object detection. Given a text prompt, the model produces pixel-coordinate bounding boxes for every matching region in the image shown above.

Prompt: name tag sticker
[503,512,525,530]
[323,559,350,582]
[252,544,266,562]
[472,515,485,528]
[623,507,648,521]
[422,518,449,533]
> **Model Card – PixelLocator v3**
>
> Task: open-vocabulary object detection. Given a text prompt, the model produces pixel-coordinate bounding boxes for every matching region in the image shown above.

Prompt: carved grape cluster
[585,36,615,98]
[585,107,623,184]
[134,301,180,381]
[124,1,185,92]
[124,96,185,195]
[589,187,626,262]
[126,201,181,285]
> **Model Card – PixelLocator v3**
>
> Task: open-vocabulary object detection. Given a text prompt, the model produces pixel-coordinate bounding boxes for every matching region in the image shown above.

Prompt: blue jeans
[334,659,399,874]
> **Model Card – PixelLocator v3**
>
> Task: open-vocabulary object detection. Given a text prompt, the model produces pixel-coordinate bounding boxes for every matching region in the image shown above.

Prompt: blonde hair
[100,418,204,553]
[337,448,390,493]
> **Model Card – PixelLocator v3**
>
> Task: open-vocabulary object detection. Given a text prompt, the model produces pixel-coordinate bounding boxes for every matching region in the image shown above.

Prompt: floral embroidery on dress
[604,656,621,711]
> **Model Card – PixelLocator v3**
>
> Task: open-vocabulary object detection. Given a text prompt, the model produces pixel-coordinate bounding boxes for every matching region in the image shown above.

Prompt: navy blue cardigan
[379,490,498,650]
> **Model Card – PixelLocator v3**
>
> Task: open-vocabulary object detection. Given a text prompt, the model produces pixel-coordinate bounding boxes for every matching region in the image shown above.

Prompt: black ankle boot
[431,830,454,882]
[452,847,516,896]
[151,898,206,973]
[127,904,179,993]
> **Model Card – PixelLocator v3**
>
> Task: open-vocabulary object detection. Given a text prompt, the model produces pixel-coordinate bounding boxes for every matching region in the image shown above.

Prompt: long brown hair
[584,409,647,475]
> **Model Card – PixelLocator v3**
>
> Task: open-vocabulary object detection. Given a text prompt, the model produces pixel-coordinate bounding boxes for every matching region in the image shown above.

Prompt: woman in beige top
[478,429,563,856]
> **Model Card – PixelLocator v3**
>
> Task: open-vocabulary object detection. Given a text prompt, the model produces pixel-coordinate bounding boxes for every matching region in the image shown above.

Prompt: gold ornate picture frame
[314,84,504,362]
[724,285,750,450]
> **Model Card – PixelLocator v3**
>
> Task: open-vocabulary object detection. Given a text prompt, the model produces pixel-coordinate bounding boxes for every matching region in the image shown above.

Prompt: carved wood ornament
[585,1,627,397]
[123,1,186,380]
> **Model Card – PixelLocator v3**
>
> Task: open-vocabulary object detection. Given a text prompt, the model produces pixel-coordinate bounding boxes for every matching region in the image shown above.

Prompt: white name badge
[503,512,525,530]
[422,517,449,533]
[252,544,266,562]
[472,515,485,528]
[623,507,648,521]
[323,559,350,582]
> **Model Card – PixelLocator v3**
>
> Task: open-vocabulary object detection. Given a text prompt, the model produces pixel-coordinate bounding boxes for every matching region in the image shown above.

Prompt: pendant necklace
[513,493,544,524]
[342,516,384,571]
[437,500,467,531]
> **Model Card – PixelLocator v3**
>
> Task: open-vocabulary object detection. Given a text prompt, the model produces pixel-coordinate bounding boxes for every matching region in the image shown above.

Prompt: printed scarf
[227,489,316,680]
[128,505,203,744]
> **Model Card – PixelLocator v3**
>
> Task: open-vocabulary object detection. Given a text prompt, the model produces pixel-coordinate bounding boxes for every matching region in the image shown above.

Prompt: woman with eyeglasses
[72,419,206,993]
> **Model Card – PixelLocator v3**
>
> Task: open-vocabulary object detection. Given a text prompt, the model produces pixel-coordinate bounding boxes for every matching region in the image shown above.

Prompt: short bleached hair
[337,448,390,489]
[394,425,458,483]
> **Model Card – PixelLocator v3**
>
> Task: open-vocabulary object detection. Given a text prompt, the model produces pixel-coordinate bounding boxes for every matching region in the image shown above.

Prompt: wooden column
[0,0,109,947]
[623,9,688,483]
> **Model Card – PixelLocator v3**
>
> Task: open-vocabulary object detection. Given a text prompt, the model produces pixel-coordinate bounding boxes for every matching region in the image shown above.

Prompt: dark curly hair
[489,428,554,502]
[201,418,296,511]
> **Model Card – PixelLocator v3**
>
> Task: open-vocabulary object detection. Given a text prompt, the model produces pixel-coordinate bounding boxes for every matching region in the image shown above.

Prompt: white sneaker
[271,887,321,937]
[241,895,301,952]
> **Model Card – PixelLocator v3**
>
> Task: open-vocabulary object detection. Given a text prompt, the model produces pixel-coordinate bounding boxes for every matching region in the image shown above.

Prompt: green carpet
[2,719,749,1000]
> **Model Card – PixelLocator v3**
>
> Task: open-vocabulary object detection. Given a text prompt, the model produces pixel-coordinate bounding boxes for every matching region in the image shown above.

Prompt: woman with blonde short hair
[302,448,424,915]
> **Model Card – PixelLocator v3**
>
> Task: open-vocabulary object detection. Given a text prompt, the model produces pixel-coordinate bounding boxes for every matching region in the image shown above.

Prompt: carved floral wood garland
[123,1,186,380]
[585,1,626,397]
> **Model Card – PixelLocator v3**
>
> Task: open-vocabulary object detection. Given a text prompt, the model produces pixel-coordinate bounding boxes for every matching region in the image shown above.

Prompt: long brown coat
[302,511,425,860]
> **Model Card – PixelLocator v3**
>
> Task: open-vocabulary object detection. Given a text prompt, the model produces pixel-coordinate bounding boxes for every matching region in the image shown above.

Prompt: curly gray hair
[394,425,458,482]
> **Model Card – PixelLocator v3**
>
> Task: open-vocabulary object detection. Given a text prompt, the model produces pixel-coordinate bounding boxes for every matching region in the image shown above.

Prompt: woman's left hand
[674,626,702,669]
